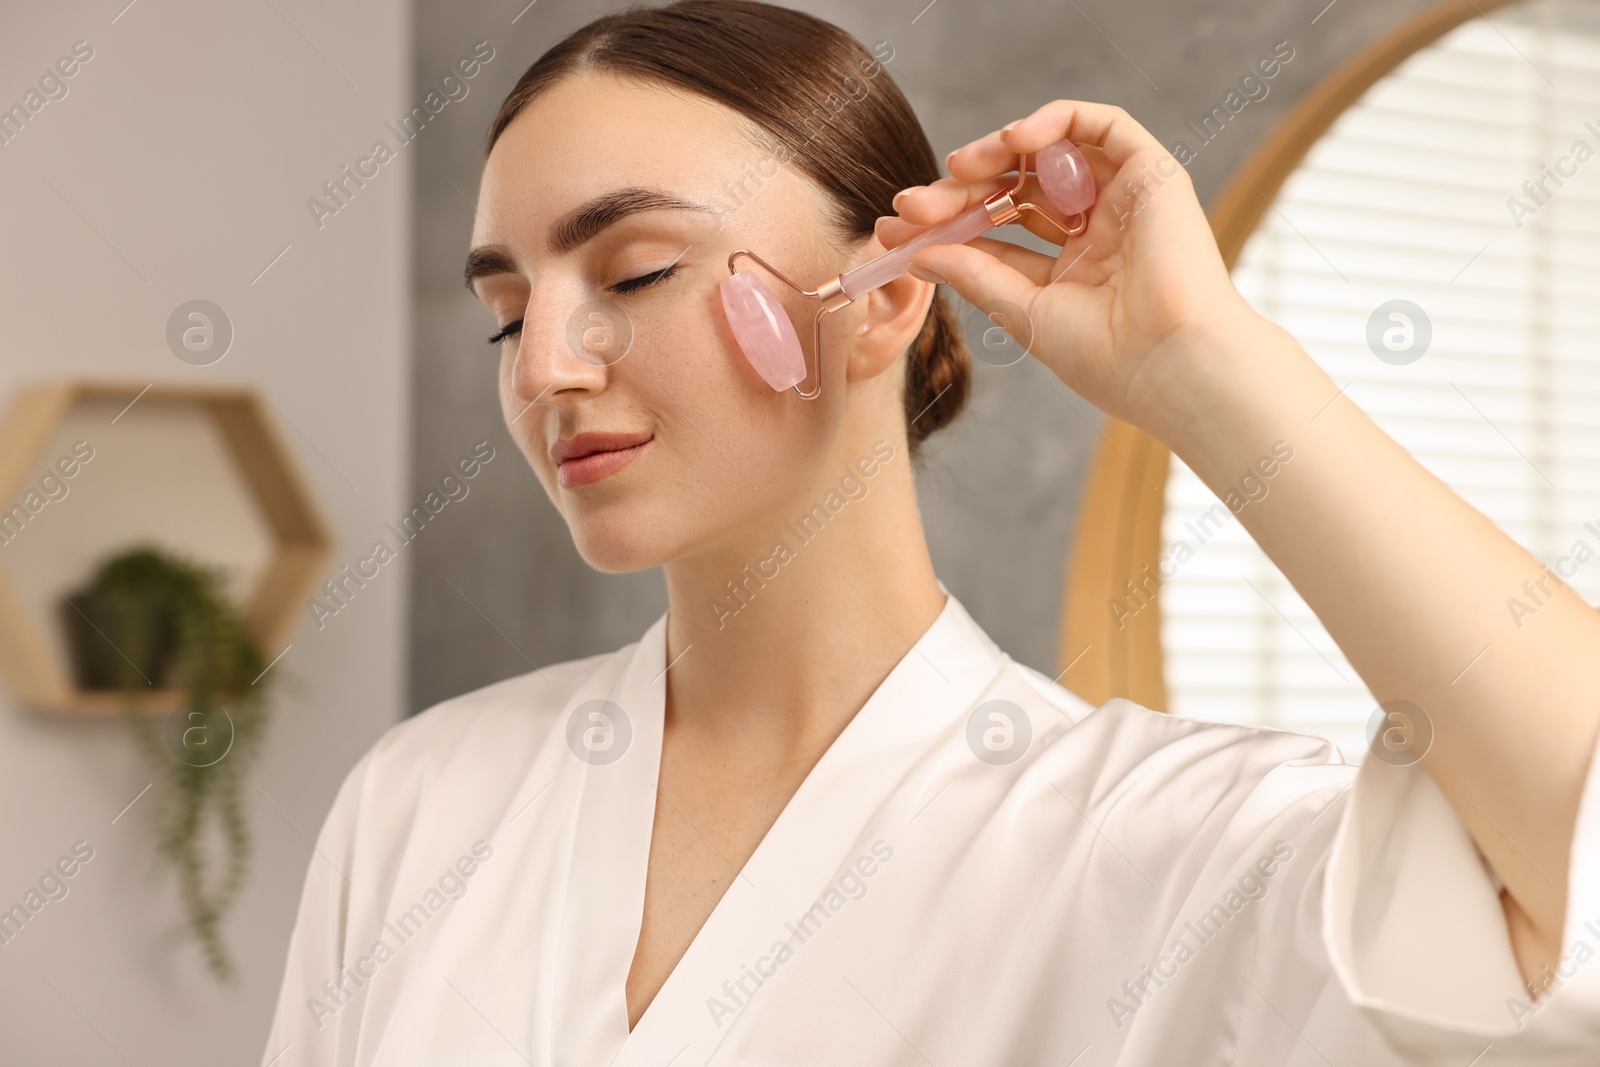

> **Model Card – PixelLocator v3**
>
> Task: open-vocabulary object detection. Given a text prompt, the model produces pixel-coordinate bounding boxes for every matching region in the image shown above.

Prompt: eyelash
[485,264,682,345]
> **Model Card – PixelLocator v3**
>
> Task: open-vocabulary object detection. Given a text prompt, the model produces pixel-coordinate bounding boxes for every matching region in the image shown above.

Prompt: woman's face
[468,71,909,573]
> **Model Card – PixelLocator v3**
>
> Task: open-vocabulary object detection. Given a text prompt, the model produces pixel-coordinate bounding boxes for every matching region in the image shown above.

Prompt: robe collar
[550,583,1011,1066]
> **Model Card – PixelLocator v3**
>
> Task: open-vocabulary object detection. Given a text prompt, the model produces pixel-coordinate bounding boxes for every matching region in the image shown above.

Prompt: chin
[568,520,673,575]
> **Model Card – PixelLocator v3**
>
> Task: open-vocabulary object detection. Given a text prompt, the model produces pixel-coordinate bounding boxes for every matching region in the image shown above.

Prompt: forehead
[475,70,811,246]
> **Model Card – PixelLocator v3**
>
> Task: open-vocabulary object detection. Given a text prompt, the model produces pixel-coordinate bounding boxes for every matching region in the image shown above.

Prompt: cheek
[649,303,776,457]
[495,350,526,437]
[617,307,817,524]
[642,281,776,410]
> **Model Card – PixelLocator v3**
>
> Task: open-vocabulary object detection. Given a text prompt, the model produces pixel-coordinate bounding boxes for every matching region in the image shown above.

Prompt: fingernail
[1002,120,1021,133]
[943,148,957,169]
[892,186,923,209]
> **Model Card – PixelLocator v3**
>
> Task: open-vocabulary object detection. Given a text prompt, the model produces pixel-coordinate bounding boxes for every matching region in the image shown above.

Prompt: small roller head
[1036,139,1096,217]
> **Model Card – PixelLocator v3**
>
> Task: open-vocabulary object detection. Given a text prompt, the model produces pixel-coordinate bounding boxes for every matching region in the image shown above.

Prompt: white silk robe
[261,589,1600,1065]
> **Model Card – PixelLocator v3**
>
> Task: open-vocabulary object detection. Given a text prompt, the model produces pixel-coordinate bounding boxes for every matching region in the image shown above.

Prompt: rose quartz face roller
[720,139,1096,398]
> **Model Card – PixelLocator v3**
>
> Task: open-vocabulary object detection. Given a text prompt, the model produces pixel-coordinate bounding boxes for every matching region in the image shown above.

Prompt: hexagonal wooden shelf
[0,381,332,714]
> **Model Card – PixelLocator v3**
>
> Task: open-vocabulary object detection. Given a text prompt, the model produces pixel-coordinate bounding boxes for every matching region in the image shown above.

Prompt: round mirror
[1064,0,1600,760]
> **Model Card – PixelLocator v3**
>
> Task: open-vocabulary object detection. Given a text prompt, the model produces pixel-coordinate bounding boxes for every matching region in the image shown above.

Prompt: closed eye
[484,263,684,346]
[610,262,680,295]
[487,319,522,345]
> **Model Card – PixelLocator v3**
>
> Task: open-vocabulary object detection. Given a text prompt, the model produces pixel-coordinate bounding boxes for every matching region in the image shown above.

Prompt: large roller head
[720,268,807,392]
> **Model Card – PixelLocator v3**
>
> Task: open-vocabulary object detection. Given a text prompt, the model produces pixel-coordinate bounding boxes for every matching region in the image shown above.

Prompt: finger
[949,100,1166,182]
[907,242,1040,322]
[943,128,1016,183]
[906,234,1058,290]
[1074,142,1122,189]
[885,169,1099,250]
[877,207,1068,266]
[1000,101,1166,174]
[890,175,1013,227]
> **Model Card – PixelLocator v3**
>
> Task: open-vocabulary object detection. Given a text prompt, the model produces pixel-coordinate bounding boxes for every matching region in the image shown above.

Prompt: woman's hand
[890,102,1600,993]
[876,99,1260,444]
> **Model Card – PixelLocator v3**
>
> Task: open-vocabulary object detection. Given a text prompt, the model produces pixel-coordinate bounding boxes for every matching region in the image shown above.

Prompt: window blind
[1160,0,1600,762]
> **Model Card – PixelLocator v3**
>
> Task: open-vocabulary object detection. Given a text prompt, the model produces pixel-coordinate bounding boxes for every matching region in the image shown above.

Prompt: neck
[659,437,945,762]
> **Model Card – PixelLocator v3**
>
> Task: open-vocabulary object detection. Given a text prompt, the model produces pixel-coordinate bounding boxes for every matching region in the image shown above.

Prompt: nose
[508,290,632,407]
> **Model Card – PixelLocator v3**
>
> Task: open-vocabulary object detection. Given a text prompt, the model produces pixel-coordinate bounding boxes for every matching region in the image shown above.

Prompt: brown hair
[485,0,969,462]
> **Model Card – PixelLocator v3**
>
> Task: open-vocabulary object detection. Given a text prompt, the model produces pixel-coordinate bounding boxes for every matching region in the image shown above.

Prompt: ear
[842,240,937,384]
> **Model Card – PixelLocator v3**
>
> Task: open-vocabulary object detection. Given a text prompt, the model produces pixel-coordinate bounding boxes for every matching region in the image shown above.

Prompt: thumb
[910,243,1037,318]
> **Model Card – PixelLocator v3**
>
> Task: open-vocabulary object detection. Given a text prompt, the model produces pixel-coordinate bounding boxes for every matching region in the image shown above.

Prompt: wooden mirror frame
[1055,0,1524,710]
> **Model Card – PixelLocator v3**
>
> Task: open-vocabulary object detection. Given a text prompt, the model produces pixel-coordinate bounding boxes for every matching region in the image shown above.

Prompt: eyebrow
[462,186,715,290]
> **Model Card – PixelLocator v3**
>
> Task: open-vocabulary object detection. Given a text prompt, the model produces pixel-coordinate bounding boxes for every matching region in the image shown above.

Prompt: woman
[262,3,1600,1064]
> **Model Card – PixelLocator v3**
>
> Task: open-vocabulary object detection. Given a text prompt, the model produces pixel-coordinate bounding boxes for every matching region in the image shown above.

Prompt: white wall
[0,1,409,1061]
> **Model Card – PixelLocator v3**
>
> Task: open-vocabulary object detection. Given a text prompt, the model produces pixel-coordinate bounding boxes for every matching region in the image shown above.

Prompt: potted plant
[63,546,271,981]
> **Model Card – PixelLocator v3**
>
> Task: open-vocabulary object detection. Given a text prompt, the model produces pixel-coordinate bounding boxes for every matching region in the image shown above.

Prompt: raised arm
[881,99,1600,986]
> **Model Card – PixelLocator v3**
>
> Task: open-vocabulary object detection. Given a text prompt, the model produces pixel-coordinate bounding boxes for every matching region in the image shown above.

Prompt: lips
[551,431,653,464]
[551,430,653,489]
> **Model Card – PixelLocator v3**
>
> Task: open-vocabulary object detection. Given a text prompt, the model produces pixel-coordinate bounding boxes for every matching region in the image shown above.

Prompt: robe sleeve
[1321,728,1600,1063]
[258,745,376,1067]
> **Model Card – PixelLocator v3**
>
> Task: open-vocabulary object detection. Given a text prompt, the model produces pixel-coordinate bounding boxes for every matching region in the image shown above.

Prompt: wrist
[1147,304,1335,472]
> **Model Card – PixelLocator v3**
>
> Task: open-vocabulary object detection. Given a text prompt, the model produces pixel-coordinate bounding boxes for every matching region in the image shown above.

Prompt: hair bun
[903,287,971,461]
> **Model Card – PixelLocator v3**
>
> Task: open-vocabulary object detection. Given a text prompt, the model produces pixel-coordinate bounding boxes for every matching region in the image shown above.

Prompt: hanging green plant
[66,546,271,981]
